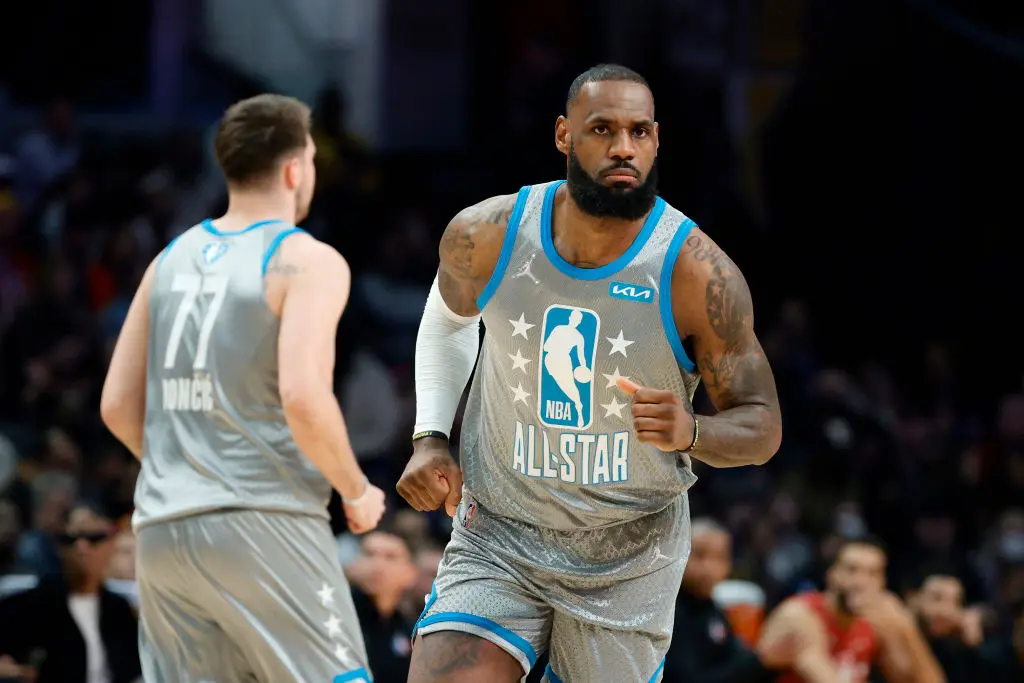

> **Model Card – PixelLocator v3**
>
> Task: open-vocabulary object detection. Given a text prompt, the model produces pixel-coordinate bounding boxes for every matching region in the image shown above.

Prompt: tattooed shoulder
[264,246,304,277]
[440,193,518,280]
[454,193,519,234]
[436,193,518,315]
[678,230,753,342]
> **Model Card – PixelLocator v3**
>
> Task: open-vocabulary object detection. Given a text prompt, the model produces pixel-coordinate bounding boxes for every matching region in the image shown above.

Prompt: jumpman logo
[648,544,672,568]
[512,253,540,284]
[542,309,591,428]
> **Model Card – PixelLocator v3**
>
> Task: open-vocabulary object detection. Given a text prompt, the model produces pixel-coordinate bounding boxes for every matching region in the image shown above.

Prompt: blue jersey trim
[261,227,306,277]
[544,664,565,683]
[541,180,665,281]
[333,668,372,682]
[658,218,697,372]
[475,186,531,311]
[157,234,182,266]
[201,218,286,237]
[414,612,538,667]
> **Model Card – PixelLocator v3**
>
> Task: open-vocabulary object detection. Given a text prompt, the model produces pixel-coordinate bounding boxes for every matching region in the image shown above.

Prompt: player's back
[133,219,330,529]
[776,592,877,683]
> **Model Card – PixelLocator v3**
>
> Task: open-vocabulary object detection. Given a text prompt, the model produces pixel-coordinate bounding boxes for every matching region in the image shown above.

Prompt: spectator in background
[13,97,79,211]
[102,529,138,612]
[104,530,134,583]
[14,471,77,579]
[410,544,444,614]
[977,600,1024,683]
[346,525,419,682]
[0,499,31,597]
[664,518,778,682]
[0,159,30,333]
[0,501,141,683]
[351,212,435,368]
[904,572,983,683]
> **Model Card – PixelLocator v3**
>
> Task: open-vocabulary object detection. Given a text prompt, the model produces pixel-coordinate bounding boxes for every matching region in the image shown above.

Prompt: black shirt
[662,588,772,683]
[978,638,1024,683]
[352,588,415,683]
[0,577,141,683]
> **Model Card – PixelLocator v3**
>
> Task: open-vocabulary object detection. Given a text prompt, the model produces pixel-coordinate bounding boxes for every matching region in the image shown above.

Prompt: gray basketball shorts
[413,493,690,682]
[136,509,372,683]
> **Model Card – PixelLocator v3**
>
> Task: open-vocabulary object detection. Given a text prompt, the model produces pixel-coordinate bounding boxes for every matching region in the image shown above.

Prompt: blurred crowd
[2,43,1023,683]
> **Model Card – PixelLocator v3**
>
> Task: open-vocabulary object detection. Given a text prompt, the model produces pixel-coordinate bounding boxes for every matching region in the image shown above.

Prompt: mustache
[600,161,640,176]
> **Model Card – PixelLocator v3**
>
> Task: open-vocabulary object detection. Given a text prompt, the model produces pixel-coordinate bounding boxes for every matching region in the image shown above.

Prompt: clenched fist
[616,377,696,452]
[396,437,463,517]
[343,481,387,534]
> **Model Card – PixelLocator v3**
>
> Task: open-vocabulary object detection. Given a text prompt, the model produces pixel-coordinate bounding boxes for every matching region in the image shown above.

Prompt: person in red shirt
[756,536,945,683]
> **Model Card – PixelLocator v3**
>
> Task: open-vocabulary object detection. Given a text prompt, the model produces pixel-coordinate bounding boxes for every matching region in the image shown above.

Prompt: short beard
[566,145,658,220]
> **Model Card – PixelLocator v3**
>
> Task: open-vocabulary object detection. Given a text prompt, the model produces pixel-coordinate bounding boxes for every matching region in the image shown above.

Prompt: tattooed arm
[436,193,518,314]
[671,229,782,467]
[399,193,519,514]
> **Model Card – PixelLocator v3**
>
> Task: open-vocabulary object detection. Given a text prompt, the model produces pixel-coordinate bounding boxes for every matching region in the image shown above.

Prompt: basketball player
[100,94,385,683]
[397,64,784,682]
[757,537,945,683]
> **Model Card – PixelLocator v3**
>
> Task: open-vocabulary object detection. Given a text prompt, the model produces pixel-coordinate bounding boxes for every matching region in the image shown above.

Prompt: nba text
[161,374,215,412]
[511,420,631,485]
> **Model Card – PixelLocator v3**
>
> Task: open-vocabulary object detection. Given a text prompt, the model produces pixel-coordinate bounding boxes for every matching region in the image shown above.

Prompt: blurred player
[101,94,384,683]
[397,64,783,682]
[757,536,945,683]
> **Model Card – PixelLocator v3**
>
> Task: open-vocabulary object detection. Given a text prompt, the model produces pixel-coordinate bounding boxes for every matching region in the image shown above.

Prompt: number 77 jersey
[133,219,332,531]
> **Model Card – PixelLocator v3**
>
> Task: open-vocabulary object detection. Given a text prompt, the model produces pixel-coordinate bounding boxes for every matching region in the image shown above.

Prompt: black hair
[834,534,888,561]
[566,64,651,110]
[901,562,961,594]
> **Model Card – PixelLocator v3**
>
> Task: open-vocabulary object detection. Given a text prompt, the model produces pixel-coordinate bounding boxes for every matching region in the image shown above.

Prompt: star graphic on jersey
[334,642,350,662]
[602,367,630,389]
[509,313,534,339]
[507,348,532,373]
[601,396,627,419]
[324,614,343,638]
[606,330,635,357]
[510,382,531,405]
[316,583,335,607]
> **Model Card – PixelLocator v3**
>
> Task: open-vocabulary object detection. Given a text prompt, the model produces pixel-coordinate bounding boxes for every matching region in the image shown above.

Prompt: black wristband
[412,430,449,443]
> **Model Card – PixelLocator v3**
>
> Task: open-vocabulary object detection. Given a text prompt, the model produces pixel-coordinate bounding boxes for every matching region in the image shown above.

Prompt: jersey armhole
[475,186,531,311]
[261,227,307,277]
[658,217,698,373]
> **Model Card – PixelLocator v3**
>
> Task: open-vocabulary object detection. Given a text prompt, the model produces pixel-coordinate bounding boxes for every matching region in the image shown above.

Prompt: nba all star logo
[538,305,599,430]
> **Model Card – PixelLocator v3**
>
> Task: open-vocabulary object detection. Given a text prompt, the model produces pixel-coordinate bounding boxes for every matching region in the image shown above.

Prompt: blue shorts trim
[415,611,538,669]
[333,668,372,682]
[544,663,565,683]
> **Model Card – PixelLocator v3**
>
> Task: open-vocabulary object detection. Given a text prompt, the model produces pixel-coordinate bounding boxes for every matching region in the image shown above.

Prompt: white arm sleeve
[413,276,481,437]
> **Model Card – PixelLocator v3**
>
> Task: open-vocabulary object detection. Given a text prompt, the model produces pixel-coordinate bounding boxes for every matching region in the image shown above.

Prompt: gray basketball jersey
[133,219,331,530]
[462,180,701,530]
